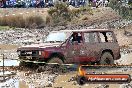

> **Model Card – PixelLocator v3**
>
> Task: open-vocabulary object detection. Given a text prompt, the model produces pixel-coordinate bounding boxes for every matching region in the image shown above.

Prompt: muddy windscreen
[43,32,70,43]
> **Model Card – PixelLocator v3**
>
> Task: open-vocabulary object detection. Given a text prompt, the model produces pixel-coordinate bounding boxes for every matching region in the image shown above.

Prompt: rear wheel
[100,52,114,65]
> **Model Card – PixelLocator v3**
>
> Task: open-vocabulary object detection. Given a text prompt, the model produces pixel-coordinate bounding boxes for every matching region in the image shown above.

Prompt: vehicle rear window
[84,32,98,43]
[99,32,114,42]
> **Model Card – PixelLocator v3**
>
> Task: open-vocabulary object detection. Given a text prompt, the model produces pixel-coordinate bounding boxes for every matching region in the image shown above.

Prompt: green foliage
[80,5,91,12]
[48,1,71,25]
[80,5,93,15]
[108,0,132,20]
[0,26,10,30]
[47,3,93,25]
[70,8,80,18]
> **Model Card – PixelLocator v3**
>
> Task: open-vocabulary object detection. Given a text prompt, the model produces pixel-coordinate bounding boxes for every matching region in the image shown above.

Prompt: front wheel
[48,56,63,65]
[99,52,114,65]
[47,57,67,73]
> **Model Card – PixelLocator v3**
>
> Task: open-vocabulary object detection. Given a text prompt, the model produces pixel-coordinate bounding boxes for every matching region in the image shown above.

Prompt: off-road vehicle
[17,29,121,65]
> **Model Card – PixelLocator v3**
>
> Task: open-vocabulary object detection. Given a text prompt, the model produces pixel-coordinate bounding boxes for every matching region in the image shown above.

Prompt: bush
[70,8,80,18]
[25,15,44,28]
[81,15,89,20]
[108,0,132,20]
[47,2,93,26]
[45,16,51,24]
[48,1,71,25]
[0,15,44,28]
[7,16,25,28]
[0,16,8,26]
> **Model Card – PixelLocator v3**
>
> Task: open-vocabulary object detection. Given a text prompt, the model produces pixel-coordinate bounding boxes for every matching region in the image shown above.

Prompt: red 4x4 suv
[17,29,121,65]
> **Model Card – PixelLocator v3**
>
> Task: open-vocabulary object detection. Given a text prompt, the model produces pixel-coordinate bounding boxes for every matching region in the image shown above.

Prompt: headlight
[41,51,48,58]
[39,51,42,55]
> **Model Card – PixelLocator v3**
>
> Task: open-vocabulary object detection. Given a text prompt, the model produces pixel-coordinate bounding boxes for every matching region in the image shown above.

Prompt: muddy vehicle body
[17,29,121,65]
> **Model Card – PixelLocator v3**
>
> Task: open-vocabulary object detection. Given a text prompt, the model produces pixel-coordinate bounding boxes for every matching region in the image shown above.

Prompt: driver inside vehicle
[72,32,83,43]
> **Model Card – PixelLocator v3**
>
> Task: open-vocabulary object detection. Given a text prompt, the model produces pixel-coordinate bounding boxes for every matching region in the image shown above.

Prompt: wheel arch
[101,49,114,59]
[49,52,65,62]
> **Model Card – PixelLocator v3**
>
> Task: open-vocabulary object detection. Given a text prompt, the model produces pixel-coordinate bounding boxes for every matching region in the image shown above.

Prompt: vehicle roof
[52,29,112,33]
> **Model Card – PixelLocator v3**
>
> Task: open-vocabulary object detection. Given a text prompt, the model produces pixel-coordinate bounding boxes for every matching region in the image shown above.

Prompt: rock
[46,83,53,87]
[68,76,76,82]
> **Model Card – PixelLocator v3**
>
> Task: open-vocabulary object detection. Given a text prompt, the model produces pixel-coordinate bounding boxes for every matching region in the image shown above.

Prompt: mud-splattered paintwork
[17,29,120,64]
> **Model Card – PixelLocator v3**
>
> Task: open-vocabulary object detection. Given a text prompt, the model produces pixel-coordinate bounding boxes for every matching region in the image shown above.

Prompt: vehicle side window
[70,32,83,44]
[99,32,114,42]
[84,32,98,43]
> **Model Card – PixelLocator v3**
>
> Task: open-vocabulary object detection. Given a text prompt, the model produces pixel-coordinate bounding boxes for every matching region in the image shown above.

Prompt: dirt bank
[0,44,19,50]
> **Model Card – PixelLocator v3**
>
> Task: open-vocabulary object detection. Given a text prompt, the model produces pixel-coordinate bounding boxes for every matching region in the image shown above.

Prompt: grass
[0,26,10,30]
[108,0,132,20]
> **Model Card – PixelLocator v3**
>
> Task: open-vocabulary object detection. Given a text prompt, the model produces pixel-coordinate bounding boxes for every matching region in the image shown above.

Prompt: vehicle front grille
[20,50,39,57]
[18,50,41,61]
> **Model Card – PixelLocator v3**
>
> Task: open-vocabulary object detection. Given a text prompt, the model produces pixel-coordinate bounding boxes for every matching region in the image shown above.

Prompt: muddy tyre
[48,56,63,65]
[100,52,114,65]
[47,57,65,73]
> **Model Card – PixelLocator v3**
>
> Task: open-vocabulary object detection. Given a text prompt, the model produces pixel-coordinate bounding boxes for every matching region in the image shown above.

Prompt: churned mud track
[0,52,132,88]
[1,64,132,74]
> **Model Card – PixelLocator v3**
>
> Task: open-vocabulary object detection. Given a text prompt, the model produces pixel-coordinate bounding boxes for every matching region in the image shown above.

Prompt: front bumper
[18,56,47,62]
[19,59,47,64]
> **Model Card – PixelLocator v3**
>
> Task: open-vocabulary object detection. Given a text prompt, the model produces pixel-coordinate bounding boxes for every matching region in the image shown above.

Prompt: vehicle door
[65,32,86,64]
[83,32,100,62]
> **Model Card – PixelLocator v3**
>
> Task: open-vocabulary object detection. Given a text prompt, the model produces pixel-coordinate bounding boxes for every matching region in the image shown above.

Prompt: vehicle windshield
[44,32,68,43]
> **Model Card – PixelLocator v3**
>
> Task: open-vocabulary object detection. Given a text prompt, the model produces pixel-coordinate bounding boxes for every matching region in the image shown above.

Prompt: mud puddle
[0,59,20,66]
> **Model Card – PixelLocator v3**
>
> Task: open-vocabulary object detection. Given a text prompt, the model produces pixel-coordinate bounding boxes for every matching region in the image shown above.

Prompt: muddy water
[0,59,20,88]
[0,76,19,88]
[0,59,20,66]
